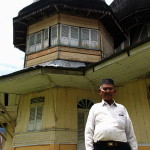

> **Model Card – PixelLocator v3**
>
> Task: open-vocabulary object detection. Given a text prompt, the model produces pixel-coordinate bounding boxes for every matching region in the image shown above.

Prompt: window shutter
[37,106,43,121]
[29,34,35,52]
[28,97,44,132]
[78,112,85,141]
[35,106,43,131]
[61,25,69,38]
[35,31,42,51]
[51,25,58,46]
[90,30,98,49]
[26,37,29,53]
[44,28,49,48]
[70,27,79,46]
[28,107,36,131]
[36,32,42,44]
[81,28,89,48]
[60,25,69,45]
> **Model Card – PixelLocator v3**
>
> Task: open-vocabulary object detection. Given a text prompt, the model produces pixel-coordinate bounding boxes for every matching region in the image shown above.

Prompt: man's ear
[98,88,102,94]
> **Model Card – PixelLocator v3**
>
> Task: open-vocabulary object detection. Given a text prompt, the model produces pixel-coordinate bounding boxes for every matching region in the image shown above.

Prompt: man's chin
[104,98,113,101]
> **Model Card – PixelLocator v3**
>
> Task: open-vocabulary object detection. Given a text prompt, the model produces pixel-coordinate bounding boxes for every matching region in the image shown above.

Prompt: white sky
[0,0,113,76]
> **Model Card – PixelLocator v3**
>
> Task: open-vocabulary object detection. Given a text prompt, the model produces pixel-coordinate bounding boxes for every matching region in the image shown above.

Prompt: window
[35,31,42,51]
[28,31,43,53]
[60,24,79,47]
[77,99,94,150]
[51,25,58,46]
[28,97,44,132]
[44,28,49,48]
[26,24,99,54]
[81,28,99,49]
[81,28,89,48]
[28,34,35,53]
[60,24,69,45]
[90,29,98,49]
[70,26,79,47]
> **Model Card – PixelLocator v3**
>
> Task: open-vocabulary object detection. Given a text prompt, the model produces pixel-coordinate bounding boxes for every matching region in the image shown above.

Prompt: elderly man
[85,79,138,150]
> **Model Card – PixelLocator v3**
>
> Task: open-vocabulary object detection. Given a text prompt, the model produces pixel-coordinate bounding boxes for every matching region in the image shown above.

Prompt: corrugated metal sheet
[34,60,86,68]
[0,60,86,79]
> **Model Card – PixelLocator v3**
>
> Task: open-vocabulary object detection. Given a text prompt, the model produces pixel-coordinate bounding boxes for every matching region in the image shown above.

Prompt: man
[85,79,138,150]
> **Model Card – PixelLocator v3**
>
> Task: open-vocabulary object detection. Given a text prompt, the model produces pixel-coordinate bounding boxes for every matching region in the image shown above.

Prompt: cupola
[13,0,125,67]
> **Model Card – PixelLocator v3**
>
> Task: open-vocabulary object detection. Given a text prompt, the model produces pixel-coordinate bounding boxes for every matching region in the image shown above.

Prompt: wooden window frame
[28,97,44,132]
[26,24,100,54]
[60,24,79,47]
[51,25,58,47]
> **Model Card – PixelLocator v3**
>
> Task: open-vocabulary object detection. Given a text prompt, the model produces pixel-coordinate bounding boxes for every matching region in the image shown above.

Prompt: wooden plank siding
[0,93,20,123]
[115,78,150,144]
[25,13,113,67]
[25,46,101,67]
[15,88,99,133]
[10,144,77,150]
[28,14,99,35]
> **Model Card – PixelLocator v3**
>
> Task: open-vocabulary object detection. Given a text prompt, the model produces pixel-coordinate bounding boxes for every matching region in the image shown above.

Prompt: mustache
[104,93,112,96]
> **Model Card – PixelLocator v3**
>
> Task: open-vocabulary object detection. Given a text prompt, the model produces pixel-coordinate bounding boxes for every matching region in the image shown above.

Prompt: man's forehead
[102,84,114,87]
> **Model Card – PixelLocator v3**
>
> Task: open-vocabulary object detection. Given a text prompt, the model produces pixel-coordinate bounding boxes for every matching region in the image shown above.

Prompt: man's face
[99,84,116,101]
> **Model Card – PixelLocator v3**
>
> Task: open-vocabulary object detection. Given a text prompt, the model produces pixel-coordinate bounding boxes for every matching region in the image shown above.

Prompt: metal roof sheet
[33,60,86,68]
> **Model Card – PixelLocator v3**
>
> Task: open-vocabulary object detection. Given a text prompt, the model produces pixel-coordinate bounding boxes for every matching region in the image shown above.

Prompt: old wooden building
[0,0,150,150]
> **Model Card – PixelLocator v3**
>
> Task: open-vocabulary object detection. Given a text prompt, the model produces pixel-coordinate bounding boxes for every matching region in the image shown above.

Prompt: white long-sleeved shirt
[85,100,138,150]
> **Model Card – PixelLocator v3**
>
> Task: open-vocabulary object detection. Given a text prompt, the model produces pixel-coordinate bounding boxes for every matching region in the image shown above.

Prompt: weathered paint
[10,144,76,150]
[1,77,150,150]
[25,13,113,67]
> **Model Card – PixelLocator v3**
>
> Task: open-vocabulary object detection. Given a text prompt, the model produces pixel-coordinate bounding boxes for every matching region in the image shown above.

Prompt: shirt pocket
[117,114,126,129]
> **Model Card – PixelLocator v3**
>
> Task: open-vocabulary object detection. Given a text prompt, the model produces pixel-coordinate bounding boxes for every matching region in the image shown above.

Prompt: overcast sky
[0,0,113,76]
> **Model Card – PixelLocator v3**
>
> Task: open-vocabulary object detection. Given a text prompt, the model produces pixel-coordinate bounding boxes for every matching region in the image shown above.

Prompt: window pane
[91,30,98,41]
[51,26,57,38]
[29,34,35,46]
[26,37,29,53]
[31,97,44,104]
[81,28,89,48]
[71,27,78,39]
[70,27,79,47]
[44,28,49,40]
[51,26,58,46]
[81,29,89,40]
[35,32,42,51]
[29,107,36,121]
[90,30,99,49]
[61,25,69,37]
[37,106,43,120]
[60,25,69,45]
[36,120,42,131]
[78,112,84,140]
[36,32,42,44]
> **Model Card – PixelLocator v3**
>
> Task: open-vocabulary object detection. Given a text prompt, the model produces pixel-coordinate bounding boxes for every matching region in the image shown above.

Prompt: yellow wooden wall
[115,78,150,145]
[9,145,150,150]
[3,77,150,150]
[0,93,20,106]
[14,77,150,143]
[15,88,100,133]
[10,144,76,150]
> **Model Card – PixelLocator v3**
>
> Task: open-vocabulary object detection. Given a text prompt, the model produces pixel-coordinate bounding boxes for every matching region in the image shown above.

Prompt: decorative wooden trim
[13,130,77,147]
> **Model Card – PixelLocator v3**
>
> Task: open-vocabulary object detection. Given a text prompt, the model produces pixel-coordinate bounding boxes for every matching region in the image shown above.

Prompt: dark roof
[13,0,126,51]
[111,0,150,30]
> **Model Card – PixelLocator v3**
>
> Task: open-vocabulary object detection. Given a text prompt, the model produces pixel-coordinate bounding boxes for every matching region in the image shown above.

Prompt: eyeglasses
[101,87,114,91]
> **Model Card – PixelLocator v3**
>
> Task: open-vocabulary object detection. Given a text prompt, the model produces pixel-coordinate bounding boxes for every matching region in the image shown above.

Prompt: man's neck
[104,99,114,105]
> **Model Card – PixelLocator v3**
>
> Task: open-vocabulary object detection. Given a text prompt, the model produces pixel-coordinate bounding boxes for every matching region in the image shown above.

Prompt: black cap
[101,79,114,85]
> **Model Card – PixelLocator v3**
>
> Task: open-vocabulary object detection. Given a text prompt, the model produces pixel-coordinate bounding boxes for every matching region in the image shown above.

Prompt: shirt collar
[102,99,117,107]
